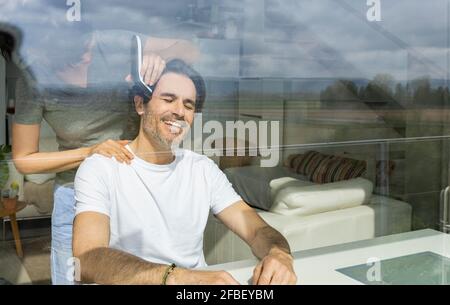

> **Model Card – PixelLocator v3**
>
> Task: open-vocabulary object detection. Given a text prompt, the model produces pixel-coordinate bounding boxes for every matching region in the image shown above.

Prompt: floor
[0,218,52,285]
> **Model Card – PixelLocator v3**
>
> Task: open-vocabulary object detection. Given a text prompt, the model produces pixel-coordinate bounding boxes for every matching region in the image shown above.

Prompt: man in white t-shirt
[72,59,297,285]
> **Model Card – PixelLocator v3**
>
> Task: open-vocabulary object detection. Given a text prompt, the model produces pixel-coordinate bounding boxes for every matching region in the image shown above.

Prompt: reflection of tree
[361,75,395,104]
[319,80,359,102]
[411,77,431,105]
[320,74,449,107]
[394,83,407,104]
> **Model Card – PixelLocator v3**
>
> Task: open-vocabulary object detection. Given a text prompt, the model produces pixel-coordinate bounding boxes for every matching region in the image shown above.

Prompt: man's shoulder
[178,149,216,166]
[77,153,117,176]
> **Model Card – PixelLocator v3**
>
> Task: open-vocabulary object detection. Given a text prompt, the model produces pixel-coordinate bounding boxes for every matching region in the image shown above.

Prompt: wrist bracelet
[161,263,176,285]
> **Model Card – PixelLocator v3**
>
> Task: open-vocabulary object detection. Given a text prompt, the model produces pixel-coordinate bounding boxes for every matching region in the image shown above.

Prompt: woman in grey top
[10,23,199,284]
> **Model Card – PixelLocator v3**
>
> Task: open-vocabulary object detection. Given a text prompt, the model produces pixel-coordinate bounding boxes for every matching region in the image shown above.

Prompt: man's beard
[142,108,188,152]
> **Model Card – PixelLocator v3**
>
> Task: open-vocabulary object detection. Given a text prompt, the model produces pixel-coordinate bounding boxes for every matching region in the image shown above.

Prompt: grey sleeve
[90,30,149,84]
[13,76,44,125]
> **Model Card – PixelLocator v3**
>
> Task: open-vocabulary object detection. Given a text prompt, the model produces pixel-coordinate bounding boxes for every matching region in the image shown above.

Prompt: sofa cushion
[285,151,367,184]
[269,177,315,203]
[292,151,322,175]
[314,156,366,184]
[269,177,373,217]
[224,166,303,211]
[25,173,55,185]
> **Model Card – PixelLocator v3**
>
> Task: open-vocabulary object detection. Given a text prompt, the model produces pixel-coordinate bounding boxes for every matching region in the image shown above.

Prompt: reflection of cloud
[1,0,449,80]
[243,0,450,79]
[344,50,409,80]
[259,0,449,79]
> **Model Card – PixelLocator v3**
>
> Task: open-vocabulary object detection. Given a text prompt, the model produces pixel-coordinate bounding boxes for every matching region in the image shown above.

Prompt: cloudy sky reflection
[0,0,448,82]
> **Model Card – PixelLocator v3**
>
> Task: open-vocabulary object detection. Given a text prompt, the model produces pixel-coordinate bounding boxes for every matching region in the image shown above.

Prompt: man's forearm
[77,247,170,285]
[250,225,291,260]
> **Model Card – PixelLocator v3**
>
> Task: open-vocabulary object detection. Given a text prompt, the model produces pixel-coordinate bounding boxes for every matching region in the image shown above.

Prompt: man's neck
[129,134,175,165]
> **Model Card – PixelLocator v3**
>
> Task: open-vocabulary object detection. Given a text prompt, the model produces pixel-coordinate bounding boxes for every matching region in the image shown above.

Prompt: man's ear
[134,95,145,115]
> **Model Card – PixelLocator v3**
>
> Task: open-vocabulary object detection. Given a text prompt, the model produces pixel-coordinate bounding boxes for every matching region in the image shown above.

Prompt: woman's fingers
[144,55,156,85]
[113,141,134,160]
[95,150,112,159]
[92,140,134,164]
[97,148,126,163]
[153,58,166,84]
[148,56,160,86]
[113,151,129,164]
[140,54,150,82]
[106,140,133,160]
[110,148,133,164]
[141,54,166,86]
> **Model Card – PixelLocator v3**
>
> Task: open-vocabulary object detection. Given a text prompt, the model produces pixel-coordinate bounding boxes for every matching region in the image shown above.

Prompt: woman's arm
[144,37,200,64]
[12,123,134,175]
[139,37,200,86]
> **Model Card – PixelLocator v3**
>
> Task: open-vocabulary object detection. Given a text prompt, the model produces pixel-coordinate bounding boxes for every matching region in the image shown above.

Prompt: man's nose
[172,99,186,119]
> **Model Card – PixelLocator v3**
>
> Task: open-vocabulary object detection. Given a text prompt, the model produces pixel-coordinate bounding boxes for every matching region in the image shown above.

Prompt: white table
[206,229,450,284]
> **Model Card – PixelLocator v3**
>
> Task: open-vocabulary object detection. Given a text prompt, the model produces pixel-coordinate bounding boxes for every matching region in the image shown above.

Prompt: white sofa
[203,164,412,265]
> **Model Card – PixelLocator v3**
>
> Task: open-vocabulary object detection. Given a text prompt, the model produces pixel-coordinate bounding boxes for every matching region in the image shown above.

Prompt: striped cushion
[304,152,332,177]
[286,151,367,183]
[287,154,304,171]
[308,154,335,182]
[285,151,312,175]
[294,151,316,174]
[295,151,328,175]
[315,156,366,184]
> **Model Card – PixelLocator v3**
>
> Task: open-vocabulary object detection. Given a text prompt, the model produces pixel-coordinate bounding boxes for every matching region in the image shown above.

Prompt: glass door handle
[440,186,450,233]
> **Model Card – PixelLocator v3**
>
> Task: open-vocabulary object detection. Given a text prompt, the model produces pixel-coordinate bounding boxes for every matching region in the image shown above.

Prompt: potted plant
[0,144,13,210]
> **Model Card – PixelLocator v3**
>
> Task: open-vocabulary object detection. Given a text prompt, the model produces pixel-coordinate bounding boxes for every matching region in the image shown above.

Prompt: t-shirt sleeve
[13,76,44,125]
[206,159,242,215]
[74,155,112,217]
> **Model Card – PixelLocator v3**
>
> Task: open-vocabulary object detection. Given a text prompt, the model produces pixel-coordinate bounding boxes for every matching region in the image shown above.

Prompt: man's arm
[216,201,297,285]
[73,211,169,284]
[73,211,239,285]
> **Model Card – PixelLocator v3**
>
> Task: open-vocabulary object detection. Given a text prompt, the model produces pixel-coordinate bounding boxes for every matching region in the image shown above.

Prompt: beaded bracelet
[161,263,176,285]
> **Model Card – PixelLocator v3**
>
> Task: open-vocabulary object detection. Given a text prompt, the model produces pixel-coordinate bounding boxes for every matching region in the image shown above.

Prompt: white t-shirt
[74,146,242,268]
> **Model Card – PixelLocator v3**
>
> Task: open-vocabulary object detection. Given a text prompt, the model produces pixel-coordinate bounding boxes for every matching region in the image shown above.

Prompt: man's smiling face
[138,72,197,150]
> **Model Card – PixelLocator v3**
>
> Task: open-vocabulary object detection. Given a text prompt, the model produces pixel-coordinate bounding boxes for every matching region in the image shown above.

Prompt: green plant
[0,145,10,190]
[0,144,11,154]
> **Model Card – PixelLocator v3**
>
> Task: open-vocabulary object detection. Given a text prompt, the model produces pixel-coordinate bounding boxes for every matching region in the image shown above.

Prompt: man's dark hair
[0,31,15,61]
[134,59,206,113]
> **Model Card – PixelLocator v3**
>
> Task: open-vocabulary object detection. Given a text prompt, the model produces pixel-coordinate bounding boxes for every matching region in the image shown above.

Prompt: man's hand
[252,248,297,285]
[167,268,240,285]
[215,202,297,284]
